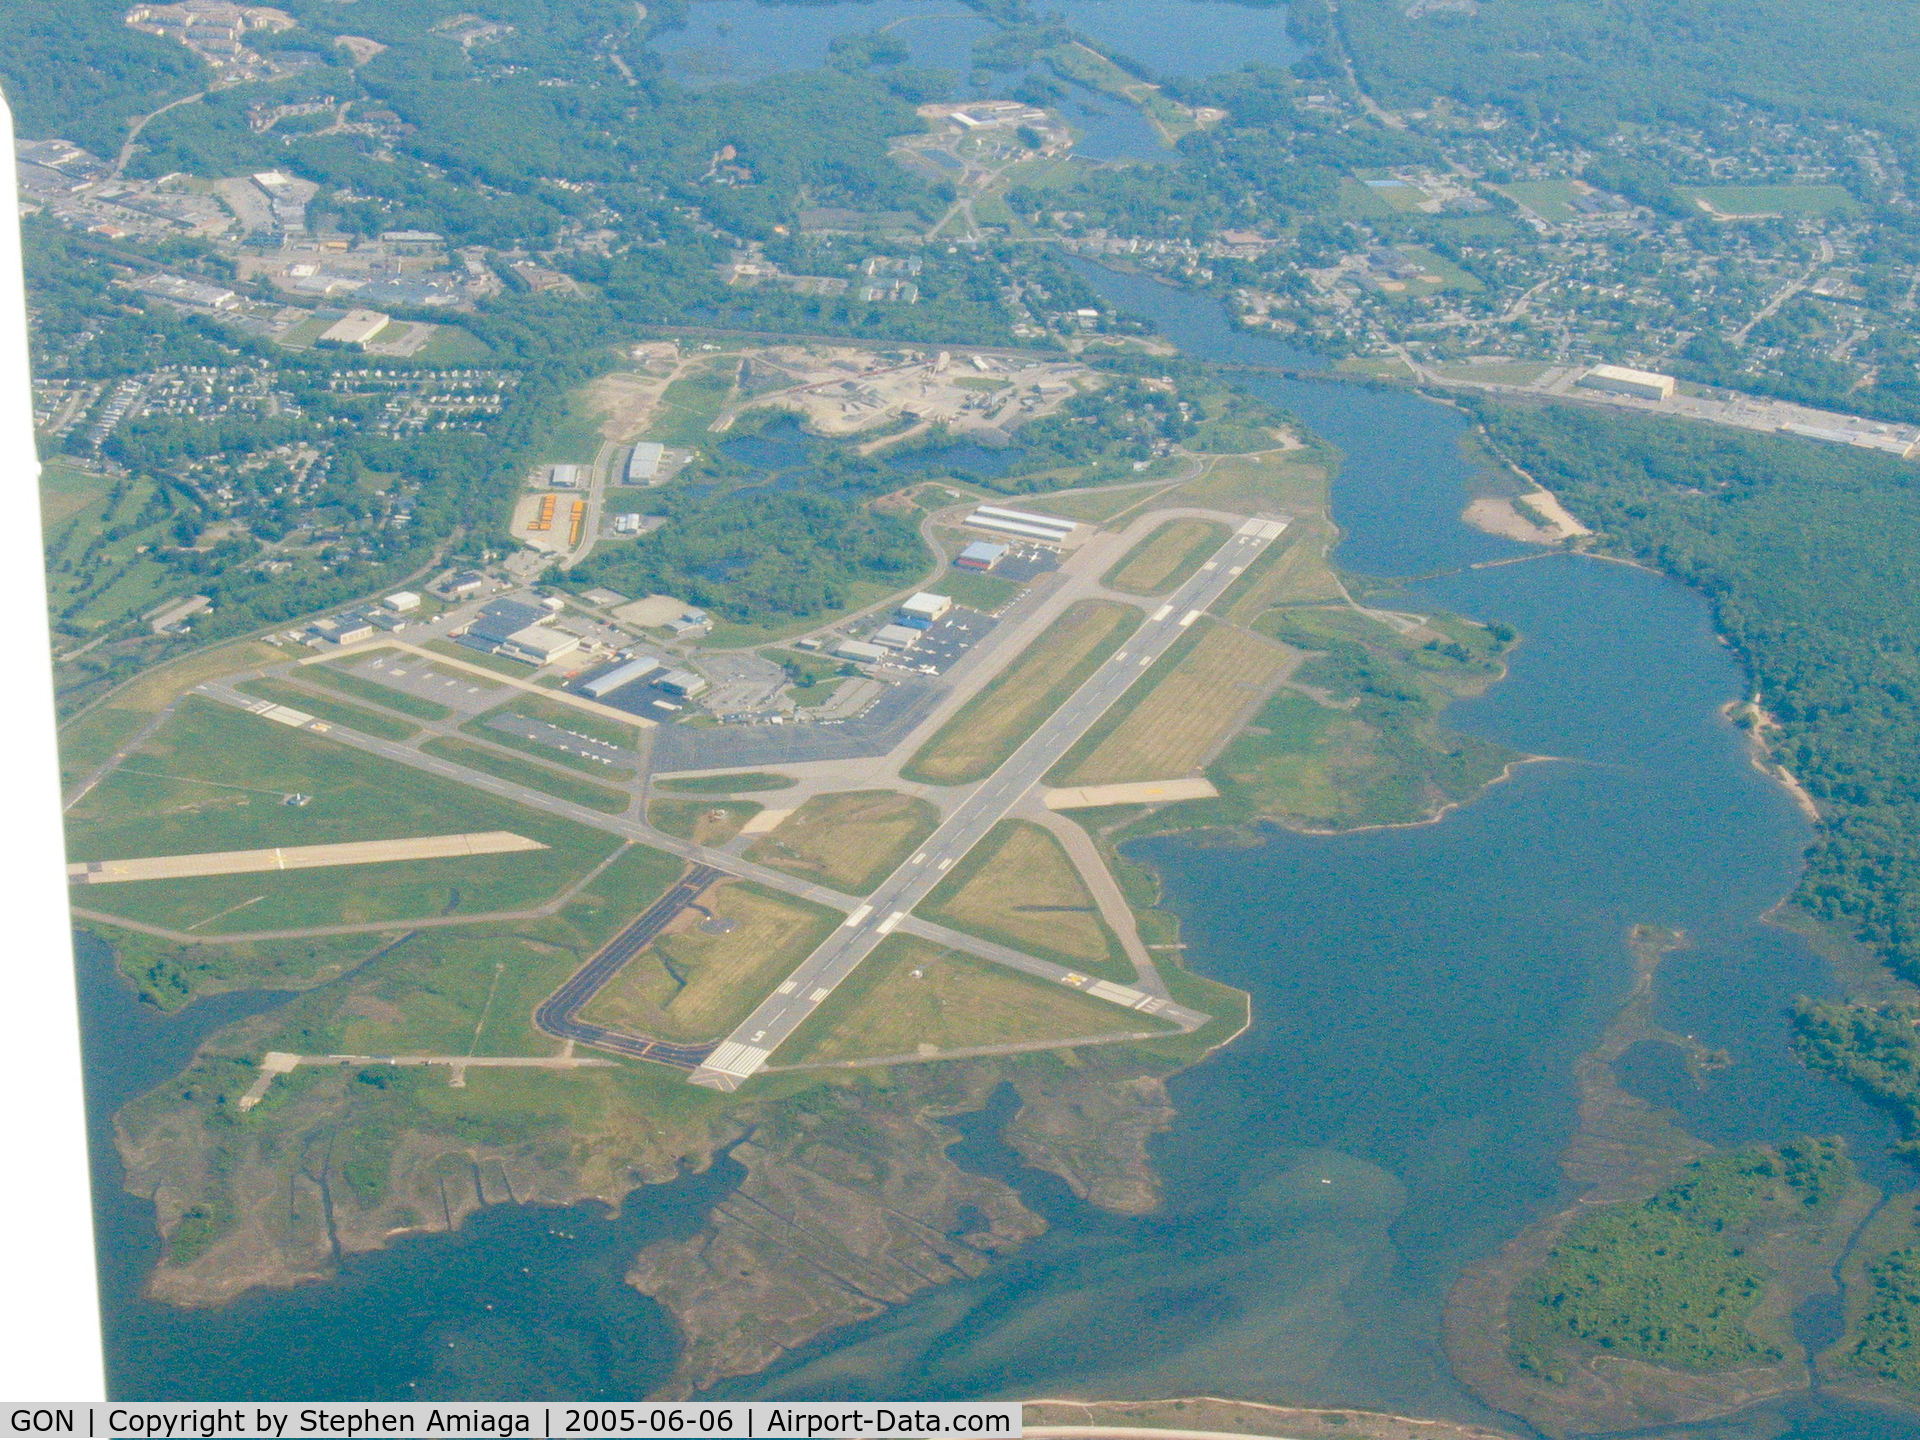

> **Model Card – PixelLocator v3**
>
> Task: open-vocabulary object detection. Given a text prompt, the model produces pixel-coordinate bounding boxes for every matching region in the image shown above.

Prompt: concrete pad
[613,594,689,628]
[69,831,547,884]
[735,808,793,836]
[1042,778,1218,810]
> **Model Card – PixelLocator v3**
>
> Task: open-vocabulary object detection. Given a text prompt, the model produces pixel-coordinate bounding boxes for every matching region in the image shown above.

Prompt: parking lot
[875,607,997,677]
[345,654,512,715]
[988,545,1061,585]
[486,712,639,769]
[650,676,944,771]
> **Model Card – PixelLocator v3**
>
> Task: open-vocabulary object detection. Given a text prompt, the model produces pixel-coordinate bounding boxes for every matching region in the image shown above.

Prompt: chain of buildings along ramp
[68,831,547,884]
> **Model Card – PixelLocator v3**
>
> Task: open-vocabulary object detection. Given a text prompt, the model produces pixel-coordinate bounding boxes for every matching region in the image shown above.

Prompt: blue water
[1046,0,1303,78]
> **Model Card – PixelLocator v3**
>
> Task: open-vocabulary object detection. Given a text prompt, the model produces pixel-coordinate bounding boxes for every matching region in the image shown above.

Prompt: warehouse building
[657,669,708,698]
[871,623,922,651]
[498,625,580,667]
[899,592,952,623]
[956,540,1009,571]
[1577,364,1676,402]
[833,638,889,663]
[465,599,550,645]
[384,591,421,613]
[549,463,587,488]
[317,309,393,349]
[964,504,1075,544]
[582,655,662,697]
[626,442,665,484]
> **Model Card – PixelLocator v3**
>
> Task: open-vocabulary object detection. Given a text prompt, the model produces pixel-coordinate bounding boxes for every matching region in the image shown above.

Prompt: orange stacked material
[529,493,557,532]
[567,497,586,546]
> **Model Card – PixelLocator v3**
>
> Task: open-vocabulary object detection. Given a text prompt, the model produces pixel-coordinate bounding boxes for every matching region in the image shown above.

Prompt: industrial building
[613,513,643,535]
[314,615,374,646]
[384,591,421,613]
[581,655,662,698]
[625,442,664,484]
[956,540,1009,571]
[833,638,889,663]
[899,592,952,623]
[872,623,922,651]
[465,599,550,645]
[497,625,580,667]
[657,669,709,698]
[964,505,1075,544]
[1577,364,1676,402]
[317,309,393,349]
[549,464,587,488]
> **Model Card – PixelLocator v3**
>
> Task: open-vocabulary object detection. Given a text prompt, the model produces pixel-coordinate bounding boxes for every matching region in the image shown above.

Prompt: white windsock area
[0,91,106,1396]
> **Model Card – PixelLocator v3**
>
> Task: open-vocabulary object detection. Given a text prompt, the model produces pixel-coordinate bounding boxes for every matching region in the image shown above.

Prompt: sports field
[904,600,1138,785]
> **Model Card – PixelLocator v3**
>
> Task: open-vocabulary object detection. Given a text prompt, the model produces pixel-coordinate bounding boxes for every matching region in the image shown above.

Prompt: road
[689,516,1288,1090]
[533,863,727,1067]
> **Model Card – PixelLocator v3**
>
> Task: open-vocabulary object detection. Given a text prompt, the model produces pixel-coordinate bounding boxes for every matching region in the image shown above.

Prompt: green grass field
[1495,180,1584,221]
[744,790,939,893]
[652,771,797,795]
[579,881,840,1044]
[647,797,762,845]
[1682,184,1862,217]
[771,936,1161,1067]
[1103,519,1230,595]
[299,664,454,721]
[917,819,1132,981]
[643,363,738,447]
[936,571,1023,613]
[420,735,632,813]
[904,600,1138,785]
[66,697,623,936]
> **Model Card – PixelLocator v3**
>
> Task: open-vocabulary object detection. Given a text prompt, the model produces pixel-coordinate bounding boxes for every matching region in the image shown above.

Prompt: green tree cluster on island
[1510,1140,1850,1382]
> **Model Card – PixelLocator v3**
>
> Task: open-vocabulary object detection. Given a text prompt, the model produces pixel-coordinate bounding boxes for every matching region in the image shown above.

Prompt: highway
[533,863,727,1067]
[689,515,1288,1090]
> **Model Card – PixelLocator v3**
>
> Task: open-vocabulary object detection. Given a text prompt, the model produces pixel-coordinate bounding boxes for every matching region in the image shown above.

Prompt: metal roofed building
[956,540,1009,570]
[657,669,708,697]
[899,592,952,622]
[833,638,889,663]
[317,309,392,349]
[581,655,662,698]
[467,598,549,644]
[625,442,665,484]
[1576,364,1676,402]
[498,624,580,666]
[871,623,922,651]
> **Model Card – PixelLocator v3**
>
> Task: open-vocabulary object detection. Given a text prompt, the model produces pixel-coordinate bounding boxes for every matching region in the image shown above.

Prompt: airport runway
[690,516,1288,1090]
[533,863,728,1067]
